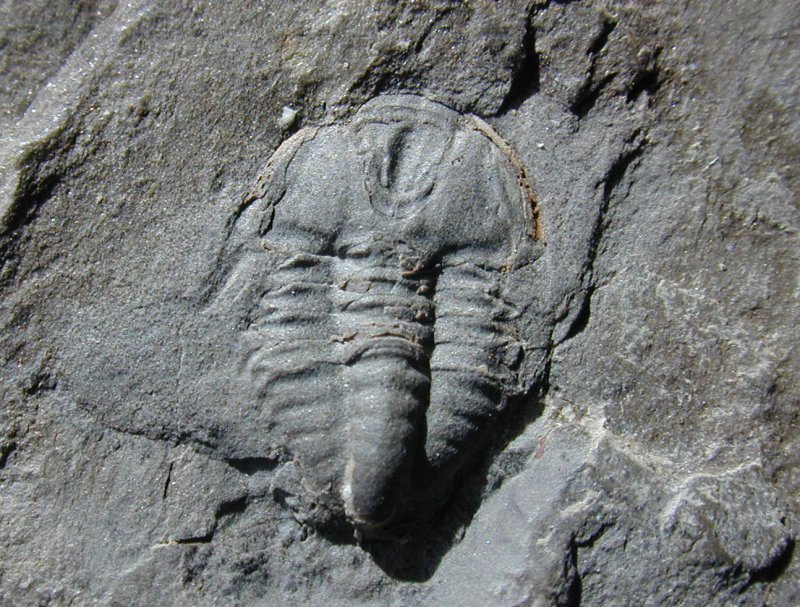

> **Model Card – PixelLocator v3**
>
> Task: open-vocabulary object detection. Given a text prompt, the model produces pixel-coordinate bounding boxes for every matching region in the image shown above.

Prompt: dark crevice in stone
[530,344,555,413]
[627,68,661,103]
[174,496,251,545]
[559,522,612,606]
[20,369,57,395]
[1,120,78,240]
[499,13,540,113]
[560,135,646,343]
[587,18,616,57]
[216,495,249,519]
[601,138,645,204]
[626,47,663,104]
[570,18,617,118]
[747,537,795,585]
[577,520,614,548]
[563,285,594,341]
[271,487,294,510]
[0,441,18,469]
[0,118,81,289]
[174,532,214,545]
[0,172,61,288]
[559,538,583,607]
[571,72,617,118]
[162,461,174,499]
[1,171,59,238]
[226,456,280,475]
[588,134,647,273]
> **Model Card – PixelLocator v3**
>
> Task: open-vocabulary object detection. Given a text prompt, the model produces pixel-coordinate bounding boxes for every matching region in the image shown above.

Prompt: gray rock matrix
[0,1,797,606]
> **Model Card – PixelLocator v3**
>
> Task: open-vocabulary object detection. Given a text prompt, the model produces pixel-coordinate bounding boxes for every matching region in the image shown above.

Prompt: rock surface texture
[0,1,797,606]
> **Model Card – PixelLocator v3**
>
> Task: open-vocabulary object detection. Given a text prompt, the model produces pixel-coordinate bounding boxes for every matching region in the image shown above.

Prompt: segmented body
[211,95,539,531]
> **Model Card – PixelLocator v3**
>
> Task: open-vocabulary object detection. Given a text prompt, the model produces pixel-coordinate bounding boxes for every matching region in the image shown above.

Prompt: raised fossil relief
[209,95,543,537]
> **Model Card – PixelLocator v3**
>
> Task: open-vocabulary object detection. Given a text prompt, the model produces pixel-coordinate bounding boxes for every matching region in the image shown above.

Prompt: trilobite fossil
[210,95,542,534]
